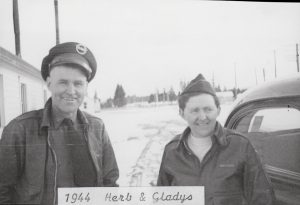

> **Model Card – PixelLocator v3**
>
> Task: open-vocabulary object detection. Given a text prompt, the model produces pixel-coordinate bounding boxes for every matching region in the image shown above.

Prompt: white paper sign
[58,186,204,205]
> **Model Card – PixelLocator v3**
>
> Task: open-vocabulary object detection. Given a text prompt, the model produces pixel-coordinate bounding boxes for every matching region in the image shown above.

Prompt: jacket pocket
[213,192,245,205]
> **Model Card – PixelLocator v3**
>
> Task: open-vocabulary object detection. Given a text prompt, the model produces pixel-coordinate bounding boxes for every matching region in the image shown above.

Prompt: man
[157,74,275,205]
[0,42,119,204]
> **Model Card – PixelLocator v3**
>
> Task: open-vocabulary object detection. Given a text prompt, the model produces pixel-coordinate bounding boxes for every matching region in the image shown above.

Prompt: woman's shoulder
[224,128,251,143]
[164,134,181,150]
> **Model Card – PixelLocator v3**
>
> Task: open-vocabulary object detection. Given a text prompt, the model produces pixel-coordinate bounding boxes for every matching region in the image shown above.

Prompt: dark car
[224,75,300,205]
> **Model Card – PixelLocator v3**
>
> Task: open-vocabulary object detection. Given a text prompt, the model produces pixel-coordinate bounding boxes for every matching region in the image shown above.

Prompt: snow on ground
[96,102,233,186]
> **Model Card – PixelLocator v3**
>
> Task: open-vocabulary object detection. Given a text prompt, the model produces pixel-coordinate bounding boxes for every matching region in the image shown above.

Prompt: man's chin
[59,105,78,114]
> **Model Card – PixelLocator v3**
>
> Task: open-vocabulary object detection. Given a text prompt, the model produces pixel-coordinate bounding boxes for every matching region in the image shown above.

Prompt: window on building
[0,75,4,127]
[21,83,27,113]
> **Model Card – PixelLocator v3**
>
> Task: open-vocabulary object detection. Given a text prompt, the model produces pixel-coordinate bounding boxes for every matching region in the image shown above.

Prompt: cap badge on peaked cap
[76,44,88,55]
[41,42,97,82]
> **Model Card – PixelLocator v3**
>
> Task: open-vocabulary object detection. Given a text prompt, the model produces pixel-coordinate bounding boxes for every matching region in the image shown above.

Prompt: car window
[247,107,300,133]
[234,106,300,171]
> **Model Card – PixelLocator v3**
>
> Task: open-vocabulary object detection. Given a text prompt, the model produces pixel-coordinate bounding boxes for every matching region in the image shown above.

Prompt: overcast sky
[1,0,300,100]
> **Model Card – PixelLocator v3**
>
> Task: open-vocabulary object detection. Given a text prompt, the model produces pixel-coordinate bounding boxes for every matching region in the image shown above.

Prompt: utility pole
[234,63,237,99]
[274,50,277,78]
[54,0,60,44]
[263,68,266,82]
[254,68,258,85]
[297,44,299,72]
[13,0,21,57]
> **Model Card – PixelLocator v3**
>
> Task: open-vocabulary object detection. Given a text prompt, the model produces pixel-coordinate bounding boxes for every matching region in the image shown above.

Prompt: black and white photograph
[0,0,300,205]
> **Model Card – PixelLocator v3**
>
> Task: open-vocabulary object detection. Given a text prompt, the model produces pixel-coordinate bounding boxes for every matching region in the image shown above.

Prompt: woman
[157,74,275,205]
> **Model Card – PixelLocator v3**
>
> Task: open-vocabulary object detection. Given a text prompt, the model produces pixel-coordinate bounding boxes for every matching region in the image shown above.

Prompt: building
[0,47,48,136]
[81,95,101,114]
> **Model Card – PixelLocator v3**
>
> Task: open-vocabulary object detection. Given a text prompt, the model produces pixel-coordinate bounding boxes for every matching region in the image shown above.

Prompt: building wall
[1,66,46,122]
[0,47,47,136]
[1,67,22,123]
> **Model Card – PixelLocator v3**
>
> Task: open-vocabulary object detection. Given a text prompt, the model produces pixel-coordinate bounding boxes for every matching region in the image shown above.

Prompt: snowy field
[96,102,233,187]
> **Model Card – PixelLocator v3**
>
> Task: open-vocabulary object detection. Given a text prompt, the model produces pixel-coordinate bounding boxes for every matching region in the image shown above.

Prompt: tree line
[98,81,245,109]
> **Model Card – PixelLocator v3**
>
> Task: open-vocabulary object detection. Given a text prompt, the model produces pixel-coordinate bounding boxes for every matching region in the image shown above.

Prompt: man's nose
[66,83,76,94]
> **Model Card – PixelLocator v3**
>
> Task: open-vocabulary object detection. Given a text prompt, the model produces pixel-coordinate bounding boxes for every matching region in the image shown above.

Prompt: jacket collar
[213,122,229,146]
[40,98,89,131]
[40,98,52,130]
[177,121,228,150]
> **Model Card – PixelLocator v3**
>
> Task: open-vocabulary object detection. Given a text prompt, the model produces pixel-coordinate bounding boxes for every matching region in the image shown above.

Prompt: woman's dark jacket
[157,122,275,205]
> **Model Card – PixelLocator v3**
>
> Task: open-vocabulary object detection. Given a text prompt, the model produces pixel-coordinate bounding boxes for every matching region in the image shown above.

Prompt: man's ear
[46,76,51,89]
[179,108,184,119]
[84,83,88,97]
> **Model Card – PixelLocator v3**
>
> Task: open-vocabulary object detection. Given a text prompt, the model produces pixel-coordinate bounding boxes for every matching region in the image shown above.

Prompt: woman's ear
[217,106,221,116]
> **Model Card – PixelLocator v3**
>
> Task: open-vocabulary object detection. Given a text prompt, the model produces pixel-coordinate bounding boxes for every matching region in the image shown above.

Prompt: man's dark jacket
[0,99,119,204]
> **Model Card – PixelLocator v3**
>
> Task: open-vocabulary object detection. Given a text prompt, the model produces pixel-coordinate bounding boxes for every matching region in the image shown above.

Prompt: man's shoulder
[2,109,43,136]
[12,109,43,123]
[81,111,105,126]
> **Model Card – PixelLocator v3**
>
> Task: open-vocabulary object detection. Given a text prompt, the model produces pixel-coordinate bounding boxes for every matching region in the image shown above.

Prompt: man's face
[46,65,88,117]
[180,93,220,138]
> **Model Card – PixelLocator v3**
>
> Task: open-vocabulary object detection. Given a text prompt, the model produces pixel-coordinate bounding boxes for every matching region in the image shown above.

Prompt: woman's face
[180,93,220,138]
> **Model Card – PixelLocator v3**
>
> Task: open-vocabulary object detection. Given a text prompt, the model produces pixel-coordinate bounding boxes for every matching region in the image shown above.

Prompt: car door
[225,97,300,205]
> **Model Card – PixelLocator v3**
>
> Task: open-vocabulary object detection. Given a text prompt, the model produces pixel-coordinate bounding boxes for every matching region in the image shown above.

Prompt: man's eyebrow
[57,79,68,82]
